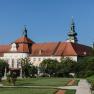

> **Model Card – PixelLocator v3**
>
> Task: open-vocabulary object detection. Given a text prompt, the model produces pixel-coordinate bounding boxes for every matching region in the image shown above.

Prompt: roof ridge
[35,42,59,44]
[0,45,9,46]
[61,42,68,56]
[52,42,61,55]
[70,42,79,55]
[15,36,34,44]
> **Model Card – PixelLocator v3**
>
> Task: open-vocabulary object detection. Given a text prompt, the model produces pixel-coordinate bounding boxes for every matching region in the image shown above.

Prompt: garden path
[57,79,91,94]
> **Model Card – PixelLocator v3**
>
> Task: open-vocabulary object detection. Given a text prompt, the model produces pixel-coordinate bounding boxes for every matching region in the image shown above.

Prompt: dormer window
[39,49,42,55]
[10,43,17,52]
[83,51,87,55]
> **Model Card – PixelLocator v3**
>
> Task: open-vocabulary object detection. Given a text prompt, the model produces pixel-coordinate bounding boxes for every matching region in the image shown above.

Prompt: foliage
[39,59,59,77]
[29,65,38,77]
[39,58,77,77]
[6,71,17,86]
[87,75,94,90]
[77,56,94,77]
[6,72,11,83]
[19,58,31,77]
[20,56,94,78]
[0,59,9,82]
[56,58,77,77]
[11,72,17,86]
[0,59,8,75]
[19,58,38,77]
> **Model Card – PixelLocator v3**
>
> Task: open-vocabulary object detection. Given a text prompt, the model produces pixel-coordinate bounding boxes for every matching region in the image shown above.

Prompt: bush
[6,72,11,83]
[11,72,17,86]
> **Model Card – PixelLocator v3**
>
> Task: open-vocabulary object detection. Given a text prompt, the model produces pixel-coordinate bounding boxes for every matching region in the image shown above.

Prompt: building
[0,19,93,70]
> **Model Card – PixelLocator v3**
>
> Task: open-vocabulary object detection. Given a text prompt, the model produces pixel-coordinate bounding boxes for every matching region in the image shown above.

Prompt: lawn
[87,75,94,89]
[0,88,56,94]
[0,88,76,94]
[2,77,76,86]
[0,78,78,94]
[65,90,76,94]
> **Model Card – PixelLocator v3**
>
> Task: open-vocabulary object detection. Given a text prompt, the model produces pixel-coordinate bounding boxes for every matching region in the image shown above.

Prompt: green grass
[87,75,94,89]
[65,90,76,94]
[87,75,94,80]
[0,88,56,94]
[0,78,78,94]
[2,77,75,86]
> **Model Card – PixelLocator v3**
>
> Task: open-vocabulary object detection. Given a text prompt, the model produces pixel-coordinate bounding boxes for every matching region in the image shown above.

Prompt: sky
[0,0,94,46]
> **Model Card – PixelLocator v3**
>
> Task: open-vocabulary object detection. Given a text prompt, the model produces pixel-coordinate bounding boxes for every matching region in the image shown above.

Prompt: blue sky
[0,0,94,46]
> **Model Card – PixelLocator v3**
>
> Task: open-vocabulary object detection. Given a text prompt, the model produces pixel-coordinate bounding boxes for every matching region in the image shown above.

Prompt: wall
[0,53,78,68]
[3,53,29,68]
[29,56,61,66]
[64,56,77,61]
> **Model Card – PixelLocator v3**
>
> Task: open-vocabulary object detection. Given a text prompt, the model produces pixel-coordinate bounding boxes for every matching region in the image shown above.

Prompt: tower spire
[22,25,28,37]
[67,17,78,43]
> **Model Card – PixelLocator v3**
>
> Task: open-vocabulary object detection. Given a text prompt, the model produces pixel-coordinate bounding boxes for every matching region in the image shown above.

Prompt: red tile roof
[17,44,30,53]
[31,42,93,56]
[0,45,10,53]
[71,43,92,56]
[15,36,34,44]
[0,41,92,57]
[54,42,77,56]
[0,53,4,57]
[14,36,34,53]
[31,42,59,56]
[0,45,10,56]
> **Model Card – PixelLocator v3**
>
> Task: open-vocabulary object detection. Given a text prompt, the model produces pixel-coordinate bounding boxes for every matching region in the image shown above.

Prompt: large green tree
[19,58,31,77]
[39,58,77,77]
[77,56,94,77]
[40,59,59,77]
[19,58,37,77]
[0,59,9,81]
[56,58,77,77]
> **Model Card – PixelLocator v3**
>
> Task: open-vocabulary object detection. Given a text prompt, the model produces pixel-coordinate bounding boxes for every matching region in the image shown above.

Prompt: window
[55,58,57,60]
[33,58,36,61]
[38,58,41,61]
[43,58,45,60]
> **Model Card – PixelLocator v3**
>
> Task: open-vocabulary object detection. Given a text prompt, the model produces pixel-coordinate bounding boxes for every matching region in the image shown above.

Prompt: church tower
[15,26,34,53]
[67,18,78,43]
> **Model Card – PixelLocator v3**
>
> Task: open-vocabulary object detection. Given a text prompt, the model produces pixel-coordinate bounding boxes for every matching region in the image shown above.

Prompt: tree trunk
[20,68,22,78]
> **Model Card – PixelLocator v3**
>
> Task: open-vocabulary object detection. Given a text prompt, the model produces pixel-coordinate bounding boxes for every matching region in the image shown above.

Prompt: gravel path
[58,79,91,94]
[76,79,91,94]
[55,90,65,94]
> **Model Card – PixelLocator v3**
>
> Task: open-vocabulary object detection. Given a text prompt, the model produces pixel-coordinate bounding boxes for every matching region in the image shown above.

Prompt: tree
[29,65,38,77]
[77,56,94,77]
[56,58,77,77]
[6,72,11,83]
[19,57,31,78]
[0,59,9,80]
[11,72,17,86]
[19,58,37,78]
[39,59,59,77]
